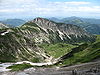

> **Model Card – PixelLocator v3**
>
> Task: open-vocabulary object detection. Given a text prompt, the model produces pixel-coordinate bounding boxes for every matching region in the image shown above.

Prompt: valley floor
[0,61,100,75]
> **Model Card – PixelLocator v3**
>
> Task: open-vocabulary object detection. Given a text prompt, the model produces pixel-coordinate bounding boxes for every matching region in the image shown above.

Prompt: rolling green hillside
[55,35,100,66]
[39,43,77,58]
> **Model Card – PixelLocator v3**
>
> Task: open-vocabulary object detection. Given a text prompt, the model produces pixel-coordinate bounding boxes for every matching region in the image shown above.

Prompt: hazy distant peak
[0,19,26,27]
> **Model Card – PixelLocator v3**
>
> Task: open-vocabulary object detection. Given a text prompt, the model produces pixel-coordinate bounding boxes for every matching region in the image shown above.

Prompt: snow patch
[1,31,9,35]
[15,61,55,66]
[0,30,11,36]
[66,34,71,39]
[57,30,64,40]
[0,63,13,72]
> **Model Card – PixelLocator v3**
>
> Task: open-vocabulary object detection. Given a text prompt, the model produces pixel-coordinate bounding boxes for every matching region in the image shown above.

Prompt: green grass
[7,63,33,71]
[95,35,100,42]
[61,47,100,66]
[30,57,40,63]
[0,65,3,67]
[22,22,39,27]
[5,35,100,70]
[39,43,77,58]
[57,35,100,66]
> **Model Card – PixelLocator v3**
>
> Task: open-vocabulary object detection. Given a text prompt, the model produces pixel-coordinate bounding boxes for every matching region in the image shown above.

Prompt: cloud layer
[0,0,100,19]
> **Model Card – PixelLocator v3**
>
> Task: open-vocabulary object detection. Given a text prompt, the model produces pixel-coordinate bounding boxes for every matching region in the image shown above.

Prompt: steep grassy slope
[0,27,48,62]
[55,35,100,66]
[7,38,100,71]
[39,43,77,58]
[0,18,96,63]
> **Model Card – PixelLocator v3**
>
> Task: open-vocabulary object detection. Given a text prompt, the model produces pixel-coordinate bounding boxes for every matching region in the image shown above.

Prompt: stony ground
[0,61,100,75]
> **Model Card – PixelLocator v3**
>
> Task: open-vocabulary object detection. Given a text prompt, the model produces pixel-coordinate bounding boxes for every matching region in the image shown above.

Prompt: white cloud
[76,6,100,12]
[0,0,100,18]
[65,1,90,5]
[0,8,25,13]
[50,1,90,6]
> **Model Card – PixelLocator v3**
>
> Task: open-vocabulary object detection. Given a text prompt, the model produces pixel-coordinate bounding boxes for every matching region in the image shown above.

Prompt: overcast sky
[0,0,100,19]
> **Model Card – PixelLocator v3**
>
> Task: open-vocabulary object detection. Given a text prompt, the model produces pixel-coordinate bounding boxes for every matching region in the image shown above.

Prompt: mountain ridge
[0,17,96,63]
[49,17,100,34]
[0,19,26,27]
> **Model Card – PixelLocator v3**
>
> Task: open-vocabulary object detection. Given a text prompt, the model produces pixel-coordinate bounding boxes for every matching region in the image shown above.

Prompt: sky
[0,0,100,20]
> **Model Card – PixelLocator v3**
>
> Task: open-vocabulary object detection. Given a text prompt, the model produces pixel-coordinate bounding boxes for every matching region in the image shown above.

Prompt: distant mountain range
[0,19,26,27]
[49,16,100,24]
[49,16,100,34]
[1,17,100,35]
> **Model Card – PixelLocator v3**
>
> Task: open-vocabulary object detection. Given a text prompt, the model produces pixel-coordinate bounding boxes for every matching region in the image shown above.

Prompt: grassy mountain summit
[0,17,99,67]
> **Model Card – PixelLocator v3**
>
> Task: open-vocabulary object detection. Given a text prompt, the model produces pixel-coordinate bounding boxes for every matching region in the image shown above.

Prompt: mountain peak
[33,17,51,22]
[26,17,96,43]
